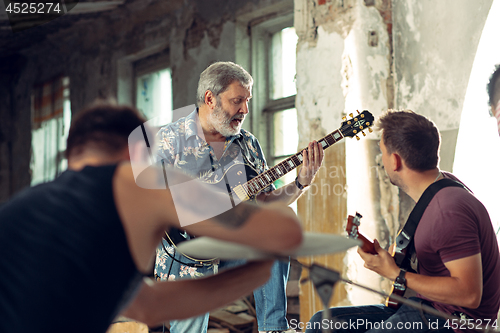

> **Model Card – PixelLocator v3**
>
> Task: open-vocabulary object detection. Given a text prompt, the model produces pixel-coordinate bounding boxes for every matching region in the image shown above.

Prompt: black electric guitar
[165,111,375,262]
[346,212,413,309]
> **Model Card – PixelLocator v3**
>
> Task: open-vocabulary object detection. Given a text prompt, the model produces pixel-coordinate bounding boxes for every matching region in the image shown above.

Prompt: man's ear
[204,90,217,109]
[392,153,403,171]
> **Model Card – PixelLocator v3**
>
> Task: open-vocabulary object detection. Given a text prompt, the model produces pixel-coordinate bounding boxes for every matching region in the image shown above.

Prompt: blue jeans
[155,240,290,333]
[255,259,290,331]
[304,297,453,333]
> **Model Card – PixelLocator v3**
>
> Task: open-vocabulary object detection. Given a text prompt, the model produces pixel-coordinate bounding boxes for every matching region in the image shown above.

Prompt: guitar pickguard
[200,162,260,204]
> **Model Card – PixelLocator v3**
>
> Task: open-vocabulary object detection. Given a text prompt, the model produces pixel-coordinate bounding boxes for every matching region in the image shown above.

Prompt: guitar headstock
[345,212,377,255]
[340,110,374,140]
[345,212,363,239]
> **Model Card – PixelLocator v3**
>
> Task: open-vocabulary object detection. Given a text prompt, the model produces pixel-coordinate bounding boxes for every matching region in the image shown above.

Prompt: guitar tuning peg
[368,128,373,133]
[356,110,360,114]
[349,113,353,118]
[342,116,347,121]
[356,135,360,141]
[362,131,366,136]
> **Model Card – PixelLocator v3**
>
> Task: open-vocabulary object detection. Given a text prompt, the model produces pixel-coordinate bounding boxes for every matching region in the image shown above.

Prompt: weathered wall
[295,0,392,322]
[295,0,493,324]
[393,0,492,172]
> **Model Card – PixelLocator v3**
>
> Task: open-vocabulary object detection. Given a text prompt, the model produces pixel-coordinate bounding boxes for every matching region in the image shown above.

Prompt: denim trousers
[155,240,290,333]
[303,297,453,333]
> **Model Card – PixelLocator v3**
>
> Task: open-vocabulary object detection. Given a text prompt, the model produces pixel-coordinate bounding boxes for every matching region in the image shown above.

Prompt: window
[133,49,173,127]
[250,17,299,199]
[30,76,71,186]
[135,68,173,127]
[271,27,298,100]
[267,27,299,190]
[243,9,299,210]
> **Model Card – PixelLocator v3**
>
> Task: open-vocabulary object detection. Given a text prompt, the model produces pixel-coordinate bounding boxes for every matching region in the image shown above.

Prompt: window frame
[250,13,297,168]
[132,49,173,127]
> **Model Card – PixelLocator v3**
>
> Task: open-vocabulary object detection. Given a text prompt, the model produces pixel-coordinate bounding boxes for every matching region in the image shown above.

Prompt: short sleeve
[430,199,481,263]
[156,125,176,166]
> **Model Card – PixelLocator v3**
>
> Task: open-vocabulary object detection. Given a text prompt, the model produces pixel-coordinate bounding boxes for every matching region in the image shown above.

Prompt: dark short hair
[65,101,147,159]
[487,64,500,111]
[377,110,440,171]
[196,61,253,107]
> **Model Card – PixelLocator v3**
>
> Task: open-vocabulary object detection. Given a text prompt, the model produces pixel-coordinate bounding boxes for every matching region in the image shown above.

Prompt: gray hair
[196,62,253,106]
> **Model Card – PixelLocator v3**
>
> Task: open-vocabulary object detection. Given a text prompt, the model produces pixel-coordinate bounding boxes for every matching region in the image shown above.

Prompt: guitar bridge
[232,185,250,202]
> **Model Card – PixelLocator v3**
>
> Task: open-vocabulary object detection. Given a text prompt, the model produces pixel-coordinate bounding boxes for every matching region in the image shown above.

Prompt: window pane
[31,77,71,186]
[273,108,298,157]
[136,68,173,127]
[271,27,298,100]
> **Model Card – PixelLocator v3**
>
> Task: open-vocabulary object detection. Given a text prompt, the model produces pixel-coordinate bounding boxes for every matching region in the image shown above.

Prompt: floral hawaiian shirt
[154,109,275,281]
[156,109,274,189]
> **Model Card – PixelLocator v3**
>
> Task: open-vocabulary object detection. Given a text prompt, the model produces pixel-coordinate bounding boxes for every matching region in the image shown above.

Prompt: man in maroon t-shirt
[306,110,500,333]
[415,171,500,323]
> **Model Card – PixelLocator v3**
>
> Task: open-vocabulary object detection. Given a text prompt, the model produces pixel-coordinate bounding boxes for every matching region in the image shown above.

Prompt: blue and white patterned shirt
[156,109,275,190]
[154,109,275,280]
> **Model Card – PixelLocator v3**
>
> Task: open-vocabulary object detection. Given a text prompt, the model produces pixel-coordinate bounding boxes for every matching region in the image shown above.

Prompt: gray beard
[209,105,243,137]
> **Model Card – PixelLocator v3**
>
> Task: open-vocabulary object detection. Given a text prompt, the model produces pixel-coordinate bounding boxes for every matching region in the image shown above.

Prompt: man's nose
[241,101,249,114]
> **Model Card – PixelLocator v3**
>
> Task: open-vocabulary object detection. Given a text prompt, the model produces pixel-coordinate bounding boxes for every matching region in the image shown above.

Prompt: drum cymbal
[177,232,362,260]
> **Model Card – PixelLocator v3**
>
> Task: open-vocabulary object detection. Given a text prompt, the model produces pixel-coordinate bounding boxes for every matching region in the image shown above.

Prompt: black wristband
[395,269,407,287]
[295,176,307,190]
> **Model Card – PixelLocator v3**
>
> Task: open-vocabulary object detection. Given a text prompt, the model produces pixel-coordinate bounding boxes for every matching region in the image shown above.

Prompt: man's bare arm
[121,260,274,326]
[404,254,482,308]
[359,240,482,308]
[115,163,303,273]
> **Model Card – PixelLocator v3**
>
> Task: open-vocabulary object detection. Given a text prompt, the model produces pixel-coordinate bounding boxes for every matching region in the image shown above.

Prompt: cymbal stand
[307,264,342,333]
[287,258,498,333]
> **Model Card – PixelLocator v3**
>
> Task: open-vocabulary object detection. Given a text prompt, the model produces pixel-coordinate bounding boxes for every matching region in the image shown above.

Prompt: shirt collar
[183,109,200,141]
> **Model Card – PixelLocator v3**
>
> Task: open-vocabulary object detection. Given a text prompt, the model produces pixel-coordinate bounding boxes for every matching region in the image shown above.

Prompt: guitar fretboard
[241,129,344,197]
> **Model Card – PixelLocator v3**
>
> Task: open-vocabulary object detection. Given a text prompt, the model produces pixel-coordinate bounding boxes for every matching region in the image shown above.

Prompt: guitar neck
[242,129,345,197]
[355,232,377,255]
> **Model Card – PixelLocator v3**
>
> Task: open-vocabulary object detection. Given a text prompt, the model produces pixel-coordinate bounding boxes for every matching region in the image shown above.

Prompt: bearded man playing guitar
[155,61,324,333]
[307,110,500,333]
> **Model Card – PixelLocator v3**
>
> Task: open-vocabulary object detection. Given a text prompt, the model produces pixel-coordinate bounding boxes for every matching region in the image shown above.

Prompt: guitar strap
[394,178,466,270]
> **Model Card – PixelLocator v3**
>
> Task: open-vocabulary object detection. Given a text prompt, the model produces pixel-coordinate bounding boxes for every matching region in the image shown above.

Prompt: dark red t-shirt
[414,173,500,324]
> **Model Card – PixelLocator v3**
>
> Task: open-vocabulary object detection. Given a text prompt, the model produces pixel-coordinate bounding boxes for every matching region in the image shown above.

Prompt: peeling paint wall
[296,26,345,142]
[295,0,393,321]
[295,0,494,322]
[393,0,493,171]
